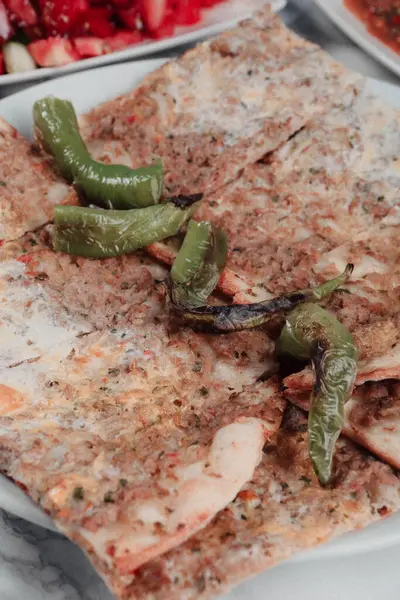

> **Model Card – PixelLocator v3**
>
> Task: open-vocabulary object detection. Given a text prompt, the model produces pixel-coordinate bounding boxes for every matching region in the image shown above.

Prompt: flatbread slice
[0,118,75,242]
[135,85,400,305]
[80,6,360,197]
[195,86,400,299]
[120,405,400,600]
[0,238,282,589]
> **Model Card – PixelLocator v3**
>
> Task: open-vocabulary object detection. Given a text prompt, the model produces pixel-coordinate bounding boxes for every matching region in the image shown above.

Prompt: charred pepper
[170,264,353,333]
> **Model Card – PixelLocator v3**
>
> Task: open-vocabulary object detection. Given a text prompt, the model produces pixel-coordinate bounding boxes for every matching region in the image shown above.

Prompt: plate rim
[0,58,399,562]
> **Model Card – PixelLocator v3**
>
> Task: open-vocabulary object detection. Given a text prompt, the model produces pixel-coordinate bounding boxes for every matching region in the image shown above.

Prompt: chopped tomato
[72,7,115,38]
[140,0,167,32]
[117,6,141,30]
[151,13,175,38]
[4,0,38,26]
[104,30,142,52]
[74,35,104,57]
[23,24,44,40]
[112,0,133,8]
[39,0,89,36]
[174,0,200,26]
[28,37,80,66]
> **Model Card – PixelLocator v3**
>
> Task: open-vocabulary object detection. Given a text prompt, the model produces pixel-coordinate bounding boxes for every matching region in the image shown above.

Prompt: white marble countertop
[1,1,400,599]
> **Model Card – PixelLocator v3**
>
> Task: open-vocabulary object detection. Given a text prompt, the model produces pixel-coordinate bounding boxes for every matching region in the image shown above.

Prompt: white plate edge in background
[315,0,400,79]
[0,59,400,563]
[0,0,286,88]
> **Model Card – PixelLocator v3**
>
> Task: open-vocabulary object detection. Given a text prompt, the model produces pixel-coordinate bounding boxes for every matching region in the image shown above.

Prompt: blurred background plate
[315,0,400,79]
[0,0,286,88]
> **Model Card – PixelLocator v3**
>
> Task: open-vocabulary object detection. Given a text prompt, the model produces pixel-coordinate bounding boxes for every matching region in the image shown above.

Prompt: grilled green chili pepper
[171,220,228,309]
[277,303,358,485]
[171,264,353,333]
[33,97,163,210]
[53,195,201,258]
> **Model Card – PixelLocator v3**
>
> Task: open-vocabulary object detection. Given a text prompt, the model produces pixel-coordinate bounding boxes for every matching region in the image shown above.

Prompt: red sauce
[345,0,400,54]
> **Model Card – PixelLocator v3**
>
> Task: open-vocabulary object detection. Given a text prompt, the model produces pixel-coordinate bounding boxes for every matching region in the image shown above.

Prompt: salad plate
[0,0,286,87]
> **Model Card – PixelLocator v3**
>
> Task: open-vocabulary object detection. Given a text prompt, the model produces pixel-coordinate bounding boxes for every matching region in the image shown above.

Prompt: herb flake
[73,486,84,500]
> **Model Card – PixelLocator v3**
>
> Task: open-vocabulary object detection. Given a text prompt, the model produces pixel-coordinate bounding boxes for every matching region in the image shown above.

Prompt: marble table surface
[1,1,400,599]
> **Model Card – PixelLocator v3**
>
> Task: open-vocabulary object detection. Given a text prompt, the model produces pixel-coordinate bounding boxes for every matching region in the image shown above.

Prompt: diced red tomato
[104,30,142,52]
[71,7,115,38]
[151,13,174,38]
[39,0,89,36]
[28,37,80,66]
[174,0,200,26]
[4,0,38,26]
[74,35,104,57]
[0,0,13,42]
[117,5,141,30]
[140,0,167,32]
[200,0,222,6]
[23,24,44,40]
[112,0,133,8]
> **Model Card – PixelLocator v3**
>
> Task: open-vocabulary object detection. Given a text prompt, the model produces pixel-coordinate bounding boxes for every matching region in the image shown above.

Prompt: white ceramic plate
[0,0,285,88]
[1,59,400,563]
[315,0,400,79]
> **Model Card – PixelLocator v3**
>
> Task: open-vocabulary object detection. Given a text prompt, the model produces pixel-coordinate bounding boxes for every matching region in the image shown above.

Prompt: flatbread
[0,236,281,590]
[195,86,400,297]
[0,118,75,242]
[146,85,400,305]
[122,405,400,600]
[80,6,360,197]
